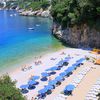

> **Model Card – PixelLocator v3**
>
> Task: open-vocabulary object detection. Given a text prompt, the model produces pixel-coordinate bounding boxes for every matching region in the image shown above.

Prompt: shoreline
[0,47,66,75]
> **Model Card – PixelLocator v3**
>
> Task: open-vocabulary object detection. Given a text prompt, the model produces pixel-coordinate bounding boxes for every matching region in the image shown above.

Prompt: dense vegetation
[51,0,100,29]
[0,74,25,100]
[17,0,50,10]
[0,0,50,10]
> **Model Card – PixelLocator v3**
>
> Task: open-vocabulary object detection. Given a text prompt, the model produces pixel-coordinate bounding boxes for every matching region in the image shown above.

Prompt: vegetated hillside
[51,0,100,48]
[0,0,50,10]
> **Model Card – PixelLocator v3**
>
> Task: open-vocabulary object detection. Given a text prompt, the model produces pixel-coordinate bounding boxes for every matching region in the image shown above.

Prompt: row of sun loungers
[54,63,91,100]
[85,78,100,100]
[71,67,91,87]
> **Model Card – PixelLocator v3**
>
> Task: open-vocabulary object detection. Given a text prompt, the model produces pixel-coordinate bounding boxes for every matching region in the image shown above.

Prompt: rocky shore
[18,7,51,18]
[52,23,100,48]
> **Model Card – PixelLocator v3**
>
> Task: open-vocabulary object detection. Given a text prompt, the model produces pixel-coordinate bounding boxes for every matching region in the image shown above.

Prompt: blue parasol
[28,80,37,85]
[58,60,63,65]
[55,76,63,81]
[38,88,47,94]
[20,84,28,89]
[49,80,57,85]
[76,58,85,63]
[64,57,71,60]
[57,62,62,66]
[72,63,78,66]
[65,66,74,73]
[50,67,58,71]
[41,72,49,77]
[45,85,53,91]
[59,72,66,77]
[45,66,58,71]
[32,76,40,80]
[45,68,51,71]
[64,84,75,91]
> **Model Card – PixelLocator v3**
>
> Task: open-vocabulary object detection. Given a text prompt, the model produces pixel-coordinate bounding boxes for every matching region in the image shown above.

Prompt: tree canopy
[17,0,50,10]
[0,74,25,100]
[51,0,100,29]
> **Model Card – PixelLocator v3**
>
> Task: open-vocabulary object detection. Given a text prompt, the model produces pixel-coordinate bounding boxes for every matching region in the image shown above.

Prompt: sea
[0,10,65,73]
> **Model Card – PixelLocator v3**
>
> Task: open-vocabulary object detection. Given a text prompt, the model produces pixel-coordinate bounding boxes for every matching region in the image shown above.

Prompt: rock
[41,10,50,17]
[54,30,62,38]
[18,8,50,17]
[52,23,100,48]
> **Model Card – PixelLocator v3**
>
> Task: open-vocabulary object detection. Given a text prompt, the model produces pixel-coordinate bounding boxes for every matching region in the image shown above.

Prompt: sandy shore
[3,48,99,100]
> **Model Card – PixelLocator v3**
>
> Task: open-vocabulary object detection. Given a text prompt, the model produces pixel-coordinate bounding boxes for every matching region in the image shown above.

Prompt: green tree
[51,0,100,29]
[0,74,25,100]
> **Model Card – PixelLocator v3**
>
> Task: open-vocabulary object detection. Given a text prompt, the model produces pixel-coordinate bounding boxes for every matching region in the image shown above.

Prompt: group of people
[34,60,42,65]
[21,65,32,72]
[34,56,42,65]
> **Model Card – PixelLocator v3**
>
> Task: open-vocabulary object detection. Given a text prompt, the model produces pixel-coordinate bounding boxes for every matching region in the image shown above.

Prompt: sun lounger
[85,78,100,100]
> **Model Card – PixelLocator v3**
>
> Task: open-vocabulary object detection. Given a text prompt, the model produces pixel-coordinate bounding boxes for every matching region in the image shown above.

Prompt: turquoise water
[0,10,64,72]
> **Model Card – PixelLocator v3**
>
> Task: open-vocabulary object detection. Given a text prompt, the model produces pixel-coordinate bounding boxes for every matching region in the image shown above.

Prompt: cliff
[52,23,100,48]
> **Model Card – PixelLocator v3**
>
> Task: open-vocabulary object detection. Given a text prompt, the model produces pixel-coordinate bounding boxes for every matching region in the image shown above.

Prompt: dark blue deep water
[0,10,64,72]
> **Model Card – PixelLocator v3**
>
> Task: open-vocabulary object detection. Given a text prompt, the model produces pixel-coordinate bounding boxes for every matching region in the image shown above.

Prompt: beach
[5,48,99,100]
[0,1,100,100]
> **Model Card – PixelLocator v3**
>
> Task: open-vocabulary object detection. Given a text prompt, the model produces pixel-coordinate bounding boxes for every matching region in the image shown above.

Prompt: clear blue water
[0,10,64,72]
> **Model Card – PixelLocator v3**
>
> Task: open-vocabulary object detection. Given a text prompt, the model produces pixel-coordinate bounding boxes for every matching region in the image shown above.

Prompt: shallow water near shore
[0,10,65,73]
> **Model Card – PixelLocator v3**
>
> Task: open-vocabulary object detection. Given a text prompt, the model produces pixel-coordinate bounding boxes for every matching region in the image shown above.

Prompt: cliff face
[52,23,100,48]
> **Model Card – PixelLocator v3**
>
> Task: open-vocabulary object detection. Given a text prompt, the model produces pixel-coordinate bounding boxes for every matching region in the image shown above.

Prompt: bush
[19,0,50,11]
[0,74,25,100]
[51,0,100,29]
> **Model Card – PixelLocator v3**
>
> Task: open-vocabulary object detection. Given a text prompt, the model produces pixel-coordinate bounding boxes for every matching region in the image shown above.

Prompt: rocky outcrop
[52,23,100,48]
[19,8,50,18]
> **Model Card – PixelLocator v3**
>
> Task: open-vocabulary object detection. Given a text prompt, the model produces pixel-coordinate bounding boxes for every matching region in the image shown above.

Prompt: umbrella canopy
[76,58,85,63]
[38,88,47,94]
[64,57,71,60]
[50,67,58,71]
[45,68,51,71]
[57,62,62,66]
[20,84,28,89]
[32,76,40,80]
[41,72,49,77]
[46,66,58,71]
[49,80,57,85]
[72,63,79,67]
[63,59,69,63]
[58,60,63,65]
[55,76,63,81]
[28,80,37,85]
[66,66,74,72]
[45,85,53,91]
[59,72,66,77]
[64,84,75,91]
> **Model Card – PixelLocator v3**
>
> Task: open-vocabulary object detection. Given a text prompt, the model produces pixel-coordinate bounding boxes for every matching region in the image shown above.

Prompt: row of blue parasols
[38,57,85,94]
[20,76,40,89]
[20,57,72,91]
[20,57,85,94]
[45,56,72,72]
